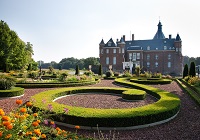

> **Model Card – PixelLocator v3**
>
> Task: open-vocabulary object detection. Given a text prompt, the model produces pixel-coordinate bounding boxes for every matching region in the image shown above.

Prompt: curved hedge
[0,87,24,97]
[32,78,180,128]
[122,89,146,100]
[130,78,172,85]
[16,79,100,88]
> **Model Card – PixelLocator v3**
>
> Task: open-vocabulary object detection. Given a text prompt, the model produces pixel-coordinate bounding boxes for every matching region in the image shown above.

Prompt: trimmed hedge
[122,89,146,100]
[16,80,100,88]
[0,87,24,97]
[32,78,180,128]
[130,78,172,85]
[176,79,200,106]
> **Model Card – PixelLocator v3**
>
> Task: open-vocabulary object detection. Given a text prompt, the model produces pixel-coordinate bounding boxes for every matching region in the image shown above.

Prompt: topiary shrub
[106,70,113,77]
[122,89,146,100]
[0,75,16,90]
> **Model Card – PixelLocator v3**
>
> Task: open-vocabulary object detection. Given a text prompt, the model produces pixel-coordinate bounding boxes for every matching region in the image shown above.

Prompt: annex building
[99,21,183,75]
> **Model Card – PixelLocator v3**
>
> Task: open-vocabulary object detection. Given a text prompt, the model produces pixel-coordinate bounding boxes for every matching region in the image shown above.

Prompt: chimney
[169,34,171,39]
[123,35,125,41]
[132,34,134,41]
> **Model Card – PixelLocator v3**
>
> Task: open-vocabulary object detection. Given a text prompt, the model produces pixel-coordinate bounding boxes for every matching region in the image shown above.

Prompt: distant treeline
[39,57,100,71]
[184,56,200,67]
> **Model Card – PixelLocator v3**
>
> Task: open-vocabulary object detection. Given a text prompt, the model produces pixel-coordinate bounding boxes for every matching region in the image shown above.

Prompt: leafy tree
[0,20,36,72]
[183,64,188,78]
[75,65,80,75]
[189,62,196,77]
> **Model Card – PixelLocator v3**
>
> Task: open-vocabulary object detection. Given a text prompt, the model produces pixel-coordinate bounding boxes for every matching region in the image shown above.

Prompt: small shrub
[123,71,132,77]
[0,75,16,90]
[114,72,120,77]
[84,71,93,76]
[106,70,114,77]
[188,77,199,85]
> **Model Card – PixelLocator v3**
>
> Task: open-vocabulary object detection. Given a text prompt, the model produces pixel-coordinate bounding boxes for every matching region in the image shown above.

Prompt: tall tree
[189,62,196,77]
[183,64,188,78]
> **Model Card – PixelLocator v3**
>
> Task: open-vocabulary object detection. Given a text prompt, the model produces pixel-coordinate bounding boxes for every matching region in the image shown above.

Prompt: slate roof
[175,34,181,41]
[125,38,176,51]
[153,21,165,39]
[104,38,116,47]
[99,39,105,45]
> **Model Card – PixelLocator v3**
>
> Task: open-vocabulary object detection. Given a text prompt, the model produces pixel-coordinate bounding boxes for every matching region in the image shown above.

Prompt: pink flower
[64,108,69,114]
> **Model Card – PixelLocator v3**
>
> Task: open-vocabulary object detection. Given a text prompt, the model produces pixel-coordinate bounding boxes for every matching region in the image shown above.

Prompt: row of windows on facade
[101,48,125,54]
[105,57,172,68]
[100,47,181,54]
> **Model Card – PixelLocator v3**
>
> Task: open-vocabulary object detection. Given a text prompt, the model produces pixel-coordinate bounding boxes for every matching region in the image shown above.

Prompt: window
[122,48,124,53]
[113,49,116,53]
[133,53,136,61]
[156,48,158,50]
[179,48,182,52]
[147,62,150,67]
[147,46,150,50]
[147,54,150,60]
[129,53,132,60]
[155,62,158,67]
[176,48,178,52]
[106,57,109,65]
[168,54,171,60]
[137,53,140,59]
[164,46,167,50]
[168,62,171,68]
[119,48,121,53]
[106,49,109,54]
[108,42,111,46]
[113,57,116,65]
[101,49,103,54]
[155,54,158,60]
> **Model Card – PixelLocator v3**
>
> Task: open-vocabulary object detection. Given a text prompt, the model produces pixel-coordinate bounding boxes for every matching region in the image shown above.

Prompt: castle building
[99,21,183,75]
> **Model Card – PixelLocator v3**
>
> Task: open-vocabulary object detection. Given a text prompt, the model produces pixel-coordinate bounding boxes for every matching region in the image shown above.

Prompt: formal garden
[0,64,200,139]
[1,20,200,139]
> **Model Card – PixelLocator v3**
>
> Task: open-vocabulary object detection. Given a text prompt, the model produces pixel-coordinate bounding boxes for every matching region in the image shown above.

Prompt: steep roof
[125,38,176,51]
[153,21,165,39]
[99,39,105,45]
[175,34,181,41]
[104,38,116,47]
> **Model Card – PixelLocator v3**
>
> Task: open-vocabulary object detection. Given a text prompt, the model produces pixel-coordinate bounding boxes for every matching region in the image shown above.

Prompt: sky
[0,0,200,63]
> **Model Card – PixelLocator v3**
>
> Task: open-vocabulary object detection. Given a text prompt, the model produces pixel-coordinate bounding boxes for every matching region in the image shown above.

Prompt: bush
[188,77,199,85]
[123,71,132,77]
[106,70,113,77]
[84,71,93,76]
[0,75,16,90]
[0,87,24,97]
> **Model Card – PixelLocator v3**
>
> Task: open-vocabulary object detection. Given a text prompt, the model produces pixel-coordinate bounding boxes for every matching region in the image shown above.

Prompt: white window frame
[168,54,171,60]
[147,62,150,67]
[147,46,150,50]
[106,57,109,65]
[113,57,116,65]
[137,53,140,59]
[155,54,158,60]
[113,49,116,53]
[155,62,158,67]
[147,54,150,60]
[106,49,109,54]
[122,48,124,53]
[129,53,132,60]
[168,62,171,68]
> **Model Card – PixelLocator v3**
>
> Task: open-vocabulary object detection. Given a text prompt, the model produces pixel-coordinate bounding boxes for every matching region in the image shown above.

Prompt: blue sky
[0,0,199,63]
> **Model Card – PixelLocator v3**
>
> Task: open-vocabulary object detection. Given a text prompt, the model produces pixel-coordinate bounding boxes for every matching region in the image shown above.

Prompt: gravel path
[0,80,200,140]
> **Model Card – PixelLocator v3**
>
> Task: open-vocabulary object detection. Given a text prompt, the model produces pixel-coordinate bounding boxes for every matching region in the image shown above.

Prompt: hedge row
[16,80,100,88]
[176,79,200,106]
[130,78,172,85]
[32,78,180,128]
[0,87,24,97]
[122,89,146,100]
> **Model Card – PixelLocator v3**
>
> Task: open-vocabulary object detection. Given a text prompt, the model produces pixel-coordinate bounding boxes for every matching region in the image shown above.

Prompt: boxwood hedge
[130,78,172,85]
[32,77,180,128]
[122,89,146,100]
[0,87,24,97]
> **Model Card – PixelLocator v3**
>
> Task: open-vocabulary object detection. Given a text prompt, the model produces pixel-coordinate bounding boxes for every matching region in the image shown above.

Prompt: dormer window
[108,42,112,46]
[147,46,150,50]
[156,48,158,50]
[164,46,167,50]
